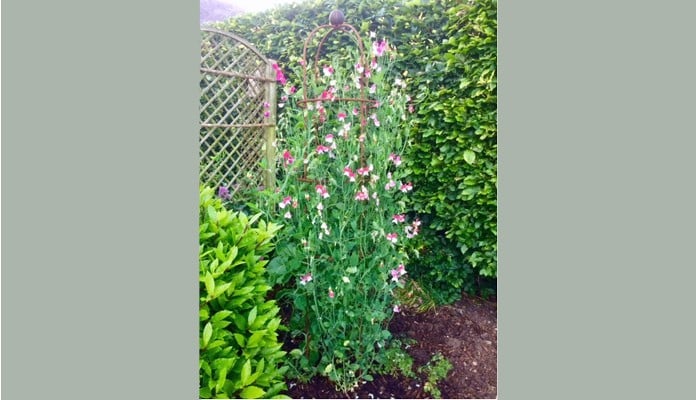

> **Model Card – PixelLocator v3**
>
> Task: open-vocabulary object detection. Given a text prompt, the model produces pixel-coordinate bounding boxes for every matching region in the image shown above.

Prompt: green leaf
[289,349,303,358]
[202,322,213,347]
[215,367,227,393]
[239,386,265,399]
[247,306,258,327]
[204,273,215,297]
[323,363,334,374]
[206,205,217,222]
[241,359,252,386]
[463,149,476,164]
[233,333,246,348]
[246,330,267,348]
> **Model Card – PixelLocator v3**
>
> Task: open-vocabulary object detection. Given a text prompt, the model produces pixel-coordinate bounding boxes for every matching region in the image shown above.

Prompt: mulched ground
[285,294,497,399]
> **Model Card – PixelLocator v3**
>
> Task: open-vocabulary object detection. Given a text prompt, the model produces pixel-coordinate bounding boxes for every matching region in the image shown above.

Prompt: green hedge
[199,187,288,399]
[404,0,497,301]
[214,0,497,300]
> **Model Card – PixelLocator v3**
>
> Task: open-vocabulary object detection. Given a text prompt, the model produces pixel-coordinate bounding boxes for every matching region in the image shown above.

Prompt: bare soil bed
[285,294,497,399]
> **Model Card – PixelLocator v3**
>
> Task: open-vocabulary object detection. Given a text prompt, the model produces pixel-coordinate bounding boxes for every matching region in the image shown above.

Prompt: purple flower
[217,186,230,200]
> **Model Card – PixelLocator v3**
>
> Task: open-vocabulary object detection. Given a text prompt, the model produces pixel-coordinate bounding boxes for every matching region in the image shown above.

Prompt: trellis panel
[200,29,276,197]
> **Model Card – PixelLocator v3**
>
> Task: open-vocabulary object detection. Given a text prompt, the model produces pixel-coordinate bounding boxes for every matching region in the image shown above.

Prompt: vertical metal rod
[264,61,277,190]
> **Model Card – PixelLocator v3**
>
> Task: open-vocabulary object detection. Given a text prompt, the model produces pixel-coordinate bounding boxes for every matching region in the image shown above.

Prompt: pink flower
[408,104,415,113]
[264,111,270,118]
[299,273,312,285]
[393,305,401,313]
[317,202,324,212]
[315,185,329,198]
[390,264,407,282]
[369,84,377,94]
[316,145,331,154]
[386,233,398,243]
[278,196,293,209]
[325,134,334,143]
[405,219,422,238]
[370,114,380,127]
[388,153,402,166]
[385,173,397,190]
[392,214,406,224]
[357,165,373,176]
[272,63,287,85]
[355,186,369,201]
[399,182,413,193]
[343,166,356,182]
[290,86,297,94]
[352,107,359,116]
[323,65,334,76]
[355,63,364,73]
[370,58,381,72]
[283,150,294,166]
[337,112,347,122]
[329,288,335,299]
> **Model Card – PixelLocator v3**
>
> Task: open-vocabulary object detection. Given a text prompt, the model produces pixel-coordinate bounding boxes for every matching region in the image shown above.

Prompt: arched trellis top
[200,28,276,82]
[200,28,277,195]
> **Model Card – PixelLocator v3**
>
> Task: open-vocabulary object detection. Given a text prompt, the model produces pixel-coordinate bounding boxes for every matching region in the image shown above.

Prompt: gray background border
[3,0,696,399]
[500,0,696,398]
[2,0,200,398]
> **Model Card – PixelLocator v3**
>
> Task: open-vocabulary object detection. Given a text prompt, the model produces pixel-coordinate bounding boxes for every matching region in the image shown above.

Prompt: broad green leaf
[239,386,265,399]
[289,349,303,358]
[463,149,476,164]
[247,306,258,327]
[206,206,217,222]
[202,322,213,347]
[246,330,267,348]
[215,367,227,393]
[212,310,233,323]
[241,359,251,386]
[213,282,232,298]
[204,273,215,297]
[233,333,246,348]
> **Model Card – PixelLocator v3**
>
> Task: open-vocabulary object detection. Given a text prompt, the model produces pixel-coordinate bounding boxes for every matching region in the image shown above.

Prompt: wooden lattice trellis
[200,28,276,196]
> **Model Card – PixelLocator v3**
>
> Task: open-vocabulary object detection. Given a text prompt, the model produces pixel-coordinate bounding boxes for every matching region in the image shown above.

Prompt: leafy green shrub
[404,0,497,300]
[199,186,289,399]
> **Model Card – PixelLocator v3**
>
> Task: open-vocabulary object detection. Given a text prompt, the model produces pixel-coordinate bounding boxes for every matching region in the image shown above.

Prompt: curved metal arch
[201,28,272,65]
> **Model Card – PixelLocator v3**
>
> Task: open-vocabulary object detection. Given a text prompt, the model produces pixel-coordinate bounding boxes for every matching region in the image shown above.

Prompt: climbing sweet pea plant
[258,31,418,392]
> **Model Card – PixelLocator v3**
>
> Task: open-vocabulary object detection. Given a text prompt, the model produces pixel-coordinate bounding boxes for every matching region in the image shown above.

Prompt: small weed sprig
[418,352,453,399]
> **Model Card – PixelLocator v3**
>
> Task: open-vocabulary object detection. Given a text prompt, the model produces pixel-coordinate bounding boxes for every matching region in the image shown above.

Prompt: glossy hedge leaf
[463,149,476,165]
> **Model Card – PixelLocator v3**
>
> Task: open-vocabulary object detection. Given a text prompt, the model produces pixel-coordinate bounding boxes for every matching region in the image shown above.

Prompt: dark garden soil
[285,294,497,399]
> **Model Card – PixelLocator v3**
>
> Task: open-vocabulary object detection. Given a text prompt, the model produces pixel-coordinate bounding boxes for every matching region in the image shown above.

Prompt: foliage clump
[199,186,288,399]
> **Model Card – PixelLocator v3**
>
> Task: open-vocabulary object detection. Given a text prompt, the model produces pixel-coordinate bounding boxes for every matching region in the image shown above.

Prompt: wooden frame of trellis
[200,28,276,197]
